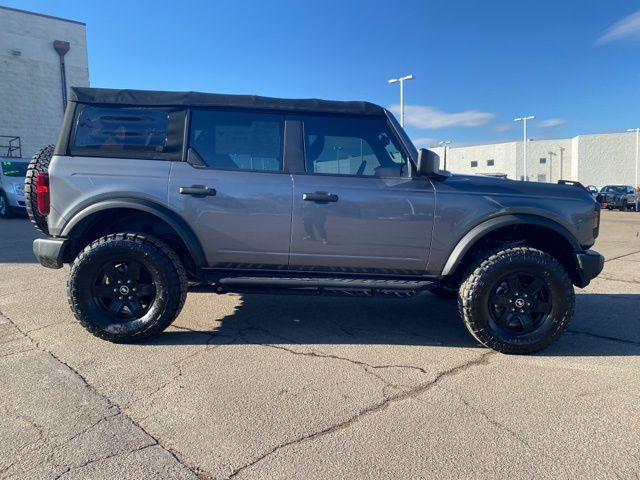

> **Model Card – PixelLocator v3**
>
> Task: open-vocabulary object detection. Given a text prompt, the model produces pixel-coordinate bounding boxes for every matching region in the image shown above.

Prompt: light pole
[514,115,535,181]
[388,74,414,127]
[627,128,639,189]
[439,140,452,170]
[547,151,556,183]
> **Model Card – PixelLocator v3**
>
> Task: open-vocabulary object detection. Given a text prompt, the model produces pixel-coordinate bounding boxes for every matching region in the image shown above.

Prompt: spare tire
[25,144,54,235]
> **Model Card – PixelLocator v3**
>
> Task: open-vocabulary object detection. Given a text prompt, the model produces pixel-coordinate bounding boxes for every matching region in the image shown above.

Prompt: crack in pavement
[0,307,209,480]
[597,274,640,285]
[52,443,157,480]
[227,350,495,479]
[604,249,640,263]
[566,329,640,347]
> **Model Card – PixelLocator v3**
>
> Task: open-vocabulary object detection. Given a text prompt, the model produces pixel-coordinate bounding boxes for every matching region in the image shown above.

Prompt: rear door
[289,114,435,275]
[168,109,292,269]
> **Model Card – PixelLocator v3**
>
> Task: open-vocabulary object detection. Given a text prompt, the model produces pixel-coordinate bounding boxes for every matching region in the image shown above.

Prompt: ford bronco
[27,87,604,353]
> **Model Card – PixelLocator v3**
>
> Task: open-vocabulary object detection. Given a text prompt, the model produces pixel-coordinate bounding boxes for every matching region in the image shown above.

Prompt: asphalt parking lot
[1,211,639,479]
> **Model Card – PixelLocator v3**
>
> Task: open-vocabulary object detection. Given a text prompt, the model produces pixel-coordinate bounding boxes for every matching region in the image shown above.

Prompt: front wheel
[458,247,574,354]
[68,233,187,343]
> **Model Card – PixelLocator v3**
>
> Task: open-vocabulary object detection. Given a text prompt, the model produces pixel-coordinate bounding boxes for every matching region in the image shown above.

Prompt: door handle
[179,185,216,196]
[302,192,339,203]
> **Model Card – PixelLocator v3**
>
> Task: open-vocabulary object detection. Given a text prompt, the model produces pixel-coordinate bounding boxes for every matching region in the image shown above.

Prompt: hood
[438,173,592,202]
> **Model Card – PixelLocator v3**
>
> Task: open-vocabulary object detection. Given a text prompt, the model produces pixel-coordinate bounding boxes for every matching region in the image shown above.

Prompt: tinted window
[189,110,283,171]
[73,106,182,157]
[303,115,407,177]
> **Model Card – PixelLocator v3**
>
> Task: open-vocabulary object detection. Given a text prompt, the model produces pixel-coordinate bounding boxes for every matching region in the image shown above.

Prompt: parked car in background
[0,159,28,218]
[596,185,637,211]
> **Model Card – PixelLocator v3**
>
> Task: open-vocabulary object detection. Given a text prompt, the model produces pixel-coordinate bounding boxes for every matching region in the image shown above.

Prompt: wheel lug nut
[117,280,122,284]
[127,280,131,284]
[128,296,133,300]
[132,288,137,292]
[113,288,117,292]
[118,296,123,300]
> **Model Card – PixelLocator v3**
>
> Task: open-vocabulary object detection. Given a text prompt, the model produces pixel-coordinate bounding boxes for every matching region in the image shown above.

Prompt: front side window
[189,110,283,171]
[72,105,183,158]
[303,115,408,177]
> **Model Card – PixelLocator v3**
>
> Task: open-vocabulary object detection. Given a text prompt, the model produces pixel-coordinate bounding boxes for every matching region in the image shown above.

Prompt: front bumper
[574,250,604,288]
[33,237,68,269]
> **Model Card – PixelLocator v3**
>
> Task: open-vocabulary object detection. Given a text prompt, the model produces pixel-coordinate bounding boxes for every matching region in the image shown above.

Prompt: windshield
[1,160,28,177]
[601,185,626,194]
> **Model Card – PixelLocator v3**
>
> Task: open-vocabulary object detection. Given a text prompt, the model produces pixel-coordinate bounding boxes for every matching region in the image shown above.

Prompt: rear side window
[302,115,408,178]
[189,109,284,172]
[71,105,185,160]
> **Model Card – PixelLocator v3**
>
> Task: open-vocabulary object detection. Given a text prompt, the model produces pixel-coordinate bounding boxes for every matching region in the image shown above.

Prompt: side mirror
[416,148,441,176]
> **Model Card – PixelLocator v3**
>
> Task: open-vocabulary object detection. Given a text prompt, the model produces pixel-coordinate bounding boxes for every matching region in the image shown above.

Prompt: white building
[0,6,89,159]
[431,132,639,188]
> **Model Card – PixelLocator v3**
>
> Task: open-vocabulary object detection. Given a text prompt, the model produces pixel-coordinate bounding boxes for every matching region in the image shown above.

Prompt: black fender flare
[60,198,207,268]
[441,214,581,276]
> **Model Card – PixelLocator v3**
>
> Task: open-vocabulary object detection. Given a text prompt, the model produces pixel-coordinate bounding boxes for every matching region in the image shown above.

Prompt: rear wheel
[459,247,574,354]
[0,191,13,218]
[68,233,187,343]
[24,144,54,235]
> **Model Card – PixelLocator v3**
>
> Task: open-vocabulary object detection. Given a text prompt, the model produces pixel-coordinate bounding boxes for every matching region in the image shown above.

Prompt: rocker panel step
[217,277,433,290]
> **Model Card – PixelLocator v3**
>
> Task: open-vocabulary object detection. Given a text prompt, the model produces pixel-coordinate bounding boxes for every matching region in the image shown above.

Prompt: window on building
[72,105,184,159]
[470,161,478,168]
[537,174,546,182]
[487,159,494,166]
[189,109,284,171]
[302,115,408,177]
[539,157,547,164]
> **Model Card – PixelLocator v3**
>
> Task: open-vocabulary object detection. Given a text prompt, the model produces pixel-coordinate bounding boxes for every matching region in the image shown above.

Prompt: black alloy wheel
[91,259,157,321]
[488,272,552,339]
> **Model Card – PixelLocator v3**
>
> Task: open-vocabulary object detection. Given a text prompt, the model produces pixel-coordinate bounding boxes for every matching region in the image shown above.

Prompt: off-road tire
[24,144,54,235]
[458,247,575,354]
[0,191,13,218]
[68,233,188,343]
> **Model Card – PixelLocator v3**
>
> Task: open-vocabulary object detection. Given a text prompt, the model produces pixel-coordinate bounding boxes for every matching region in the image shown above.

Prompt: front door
[168,109,292,269]
[289,114,434,275]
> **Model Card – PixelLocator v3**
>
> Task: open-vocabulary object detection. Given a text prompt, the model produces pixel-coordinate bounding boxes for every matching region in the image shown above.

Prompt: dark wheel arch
[441,214,581,278]
[61,198,207,270]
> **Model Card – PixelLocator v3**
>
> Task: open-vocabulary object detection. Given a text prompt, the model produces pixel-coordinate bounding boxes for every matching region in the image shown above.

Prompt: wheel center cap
[514,298,525,308]
[119,285,130,296]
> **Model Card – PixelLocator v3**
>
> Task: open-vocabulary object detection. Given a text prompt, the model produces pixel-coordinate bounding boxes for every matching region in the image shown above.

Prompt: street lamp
[439,140,452,170]
[547,151,556,183]
[388,74,414,127]
[627,128,639,189]
[514,115,535,181]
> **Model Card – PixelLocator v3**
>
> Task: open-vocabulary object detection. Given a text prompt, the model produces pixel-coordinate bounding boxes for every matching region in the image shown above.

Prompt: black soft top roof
[69,87,386,116]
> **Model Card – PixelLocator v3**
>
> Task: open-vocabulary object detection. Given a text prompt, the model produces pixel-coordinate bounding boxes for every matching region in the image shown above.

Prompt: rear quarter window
[70,105,185,160]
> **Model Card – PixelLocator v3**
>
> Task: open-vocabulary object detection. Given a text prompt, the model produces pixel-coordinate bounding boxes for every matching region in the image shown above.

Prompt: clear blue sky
[6,0,640,146]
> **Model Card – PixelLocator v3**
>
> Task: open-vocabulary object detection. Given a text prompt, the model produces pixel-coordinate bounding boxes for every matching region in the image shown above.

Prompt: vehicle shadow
[153,292,640,356]
[0,217,39,264]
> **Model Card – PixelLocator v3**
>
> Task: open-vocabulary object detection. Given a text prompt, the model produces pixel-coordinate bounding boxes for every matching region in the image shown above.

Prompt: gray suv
[28,87,604,353]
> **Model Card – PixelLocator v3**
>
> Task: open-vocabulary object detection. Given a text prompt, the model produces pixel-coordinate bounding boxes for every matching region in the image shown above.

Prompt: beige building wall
[0,6,89,158]
[430,132,638,188]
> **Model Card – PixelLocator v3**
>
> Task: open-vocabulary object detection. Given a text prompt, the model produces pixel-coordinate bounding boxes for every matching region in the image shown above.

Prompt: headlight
[13,183,24,196]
